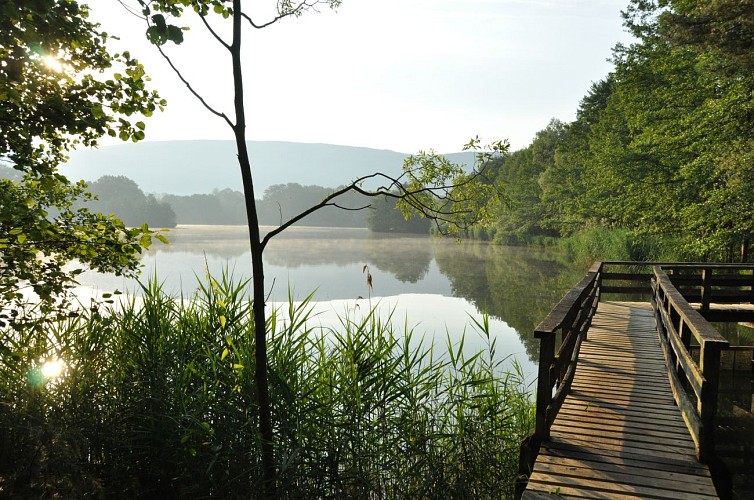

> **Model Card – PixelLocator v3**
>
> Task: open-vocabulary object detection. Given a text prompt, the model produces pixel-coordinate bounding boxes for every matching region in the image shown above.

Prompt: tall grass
[0,272,533,498]
[559,226,681,265]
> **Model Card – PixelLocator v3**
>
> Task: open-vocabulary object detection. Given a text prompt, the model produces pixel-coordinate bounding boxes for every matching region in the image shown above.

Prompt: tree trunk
[232,2,276,497]
[742,238,750,263]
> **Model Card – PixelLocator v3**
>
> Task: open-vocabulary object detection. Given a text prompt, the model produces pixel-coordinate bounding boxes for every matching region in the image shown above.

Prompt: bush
[559,226,684,265]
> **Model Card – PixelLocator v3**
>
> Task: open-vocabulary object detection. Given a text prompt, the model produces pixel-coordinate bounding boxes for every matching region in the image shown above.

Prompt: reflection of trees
[145,225,251,259]
[146,226,592,360]
[148,226,433,283]
[366,236,432,283]
[434,242,585,362]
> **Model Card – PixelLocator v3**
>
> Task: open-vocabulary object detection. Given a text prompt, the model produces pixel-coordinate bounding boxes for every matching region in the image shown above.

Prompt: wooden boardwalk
[523,301,720,499]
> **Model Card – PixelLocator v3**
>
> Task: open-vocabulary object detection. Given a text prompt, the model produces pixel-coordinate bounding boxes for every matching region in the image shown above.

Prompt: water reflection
[434,241,585,359]
[76,225,585,367]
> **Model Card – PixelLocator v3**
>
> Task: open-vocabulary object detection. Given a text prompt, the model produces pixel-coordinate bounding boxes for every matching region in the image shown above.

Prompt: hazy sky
[90,0,634,153]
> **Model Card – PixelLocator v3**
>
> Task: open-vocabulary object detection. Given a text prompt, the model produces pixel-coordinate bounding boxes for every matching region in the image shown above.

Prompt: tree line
[474,1,754,262]
[51,171,429,233]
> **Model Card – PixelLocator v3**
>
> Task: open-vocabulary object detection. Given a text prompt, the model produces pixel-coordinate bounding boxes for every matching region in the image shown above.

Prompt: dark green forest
[471,1,754,262]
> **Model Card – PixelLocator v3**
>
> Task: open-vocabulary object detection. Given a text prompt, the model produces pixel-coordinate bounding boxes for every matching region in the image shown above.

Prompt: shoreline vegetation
[0,272,534,498]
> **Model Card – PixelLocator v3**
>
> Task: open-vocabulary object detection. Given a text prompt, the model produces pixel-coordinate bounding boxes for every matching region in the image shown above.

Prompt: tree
[86,175,177,228]
[0,1,166,322]
[486,119,565,243]
[131,1,506,494]
[586,0,754,259]
[366,194,431,234]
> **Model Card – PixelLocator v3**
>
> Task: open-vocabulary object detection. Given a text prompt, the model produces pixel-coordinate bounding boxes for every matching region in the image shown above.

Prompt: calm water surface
[76,225,586,380]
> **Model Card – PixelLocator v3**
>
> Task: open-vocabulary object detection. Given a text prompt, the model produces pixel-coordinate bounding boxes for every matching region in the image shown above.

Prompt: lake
[75,225,586,381]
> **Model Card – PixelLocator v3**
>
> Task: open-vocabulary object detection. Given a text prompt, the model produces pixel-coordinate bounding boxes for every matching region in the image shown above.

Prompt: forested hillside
[477,1,754,262]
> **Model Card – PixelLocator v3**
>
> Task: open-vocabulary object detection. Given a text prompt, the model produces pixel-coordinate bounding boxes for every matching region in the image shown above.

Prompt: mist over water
[75,225,586,380]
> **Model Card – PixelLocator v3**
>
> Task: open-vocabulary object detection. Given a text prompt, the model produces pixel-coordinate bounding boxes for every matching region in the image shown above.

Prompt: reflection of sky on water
[77,225,451,301]
[76,247,452,302]
[73,225,572,380]
[287,294,537,382]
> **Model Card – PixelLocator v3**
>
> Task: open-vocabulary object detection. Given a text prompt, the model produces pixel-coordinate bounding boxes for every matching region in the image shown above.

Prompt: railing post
[698,340,724,462]
[534,332,555,441]
[677,320,691,390]
[701,267,711,314]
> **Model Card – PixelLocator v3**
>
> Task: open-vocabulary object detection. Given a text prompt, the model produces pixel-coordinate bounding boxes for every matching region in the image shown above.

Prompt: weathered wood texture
[523,301,719,499]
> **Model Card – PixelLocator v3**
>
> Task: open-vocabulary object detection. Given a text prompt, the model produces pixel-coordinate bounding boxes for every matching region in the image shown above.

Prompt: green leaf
[146,25,167,46]
[167,25,184,44]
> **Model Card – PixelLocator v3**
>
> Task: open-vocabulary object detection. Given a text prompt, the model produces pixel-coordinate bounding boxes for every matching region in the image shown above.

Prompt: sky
[89,0,635,153]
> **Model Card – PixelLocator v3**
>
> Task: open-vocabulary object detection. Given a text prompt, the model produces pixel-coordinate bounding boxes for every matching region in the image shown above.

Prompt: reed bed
[0,272,533,498]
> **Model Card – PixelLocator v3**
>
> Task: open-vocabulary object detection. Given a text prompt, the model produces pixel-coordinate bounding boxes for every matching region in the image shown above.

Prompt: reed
[0,271,533,498]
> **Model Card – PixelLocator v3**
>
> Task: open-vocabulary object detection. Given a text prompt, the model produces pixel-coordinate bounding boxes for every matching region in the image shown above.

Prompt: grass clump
[559,226,679,265]
[0,272,533,498]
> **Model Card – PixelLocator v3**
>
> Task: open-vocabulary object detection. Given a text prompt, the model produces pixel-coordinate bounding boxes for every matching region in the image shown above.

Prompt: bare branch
[197,11,231,50]
[240,11,283,29]
[240,0,330,29]
[154,44,234,128]
[260,165,491,247]
[330,203,371,212]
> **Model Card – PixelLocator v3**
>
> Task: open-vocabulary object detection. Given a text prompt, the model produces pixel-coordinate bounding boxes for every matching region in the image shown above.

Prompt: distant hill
[61,140,476,195]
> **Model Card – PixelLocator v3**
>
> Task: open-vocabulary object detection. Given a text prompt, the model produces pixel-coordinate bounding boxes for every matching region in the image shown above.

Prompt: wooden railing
[517,262,602,493]
[662,264,754,322]
[651,266,729,461]
[531,261,602,439]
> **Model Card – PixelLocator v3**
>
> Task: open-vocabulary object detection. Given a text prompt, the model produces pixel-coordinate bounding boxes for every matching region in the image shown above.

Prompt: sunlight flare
[41,358,66,379]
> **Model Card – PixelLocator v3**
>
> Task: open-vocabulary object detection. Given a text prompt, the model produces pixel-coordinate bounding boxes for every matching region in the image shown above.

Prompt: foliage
[397,138,509,236]
[0,0,166,322]
[486,120,565,243]
[0,175,164,324]
[367,194,431,234]
[0,274,533,498]
[85,175,177,228]
[0,0,164,175]
[465,1,754,262]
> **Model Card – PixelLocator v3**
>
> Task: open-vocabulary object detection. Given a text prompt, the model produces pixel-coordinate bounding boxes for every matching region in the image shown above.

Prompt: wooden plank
[534,455,714,488]
[532,460,718,496]
[553,414,694,439]
[526,472,716,499]
[558,403,688,425]
[549,427,696,456]
[539,439,710,476]
[571,378,673,394]
[543,435,701,468]
[522,301,719,499]
[557,406,691,429]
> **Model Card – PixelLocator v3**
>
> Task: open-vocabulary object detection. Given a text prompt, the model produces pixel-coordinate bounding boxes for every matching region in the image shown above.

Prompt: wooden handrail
[517,262,602,497]
[532,261,602,440]
[651,266,729,462]
[662,265,754,321]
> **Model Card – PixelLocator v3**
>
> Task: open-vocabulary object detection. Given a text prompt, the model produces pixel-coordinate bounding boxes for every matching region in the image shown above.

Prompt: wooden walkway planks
[523,301,719,499]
